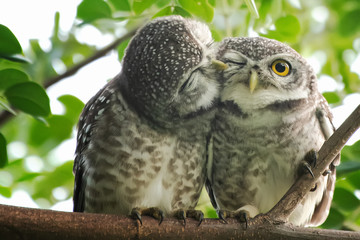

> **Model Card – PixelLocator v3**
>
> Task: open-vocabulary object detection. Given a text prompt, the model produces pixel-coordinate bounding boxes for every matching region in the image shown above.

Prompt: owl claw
[158,210,165,225]
[301,149,318,178]
[218,210,228,224]
[175,209,186,226]
[239,212,248,229]
[173,209,204,226]
[217,209,249,228]
[303,162,315,178]
[131,208,143,225]
[130,207,164,226]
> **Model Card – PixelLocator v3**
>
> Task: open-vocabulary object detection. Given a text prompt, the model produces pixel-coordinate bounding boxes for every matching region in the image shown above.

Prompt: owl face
[121,16,220,127]
[217,37,317,112]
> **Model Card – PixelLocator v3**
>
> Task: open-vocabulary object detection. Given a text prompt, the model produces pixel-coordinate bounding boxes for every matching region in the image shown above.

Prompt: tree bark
[0,204,359,240]
[267,104,360,222]
[0,105,360,239]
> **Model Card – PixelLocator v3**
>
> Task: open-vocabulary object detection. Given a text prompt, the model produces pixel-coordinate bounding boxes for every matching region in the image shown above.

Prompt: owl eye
[271,60,291,76]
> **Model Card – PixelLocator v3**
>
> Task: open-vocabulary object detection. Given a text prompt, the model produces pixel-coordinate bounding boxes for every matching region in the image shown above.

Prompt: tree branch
[267,104,360,222]
[1,204,359,240]
[0,107,359,239]
[0,28,138,127]
[43,28,137,89]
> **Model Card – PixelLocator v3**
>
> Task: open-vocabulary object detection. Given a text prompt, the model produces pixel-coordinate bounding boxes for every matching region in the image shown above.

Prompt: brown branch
[1,204,359,240]
[0,28,138,127]
[0,107,359,239]
[43,28,137,89]
[267,104,360,222]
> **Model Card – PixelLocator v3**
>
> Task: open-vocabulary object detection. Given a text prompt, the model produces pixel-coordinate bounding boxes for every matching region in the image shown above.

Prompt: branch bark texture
[267,104,360,222]
[0,204,359,240]
[1,105,360,239]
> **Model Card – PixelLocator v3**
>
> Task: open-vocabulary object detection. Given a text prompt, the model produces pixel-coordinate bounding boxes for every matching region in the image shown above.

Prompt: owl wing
[73,82,114,212]
[205,134,220,210]
[309,95,340,226]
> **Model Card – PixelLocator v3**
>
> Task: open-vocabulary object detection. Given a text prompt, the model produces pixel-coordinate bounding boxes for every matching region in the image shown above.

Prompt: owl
[206,37,339,227]
[73,15,223,224]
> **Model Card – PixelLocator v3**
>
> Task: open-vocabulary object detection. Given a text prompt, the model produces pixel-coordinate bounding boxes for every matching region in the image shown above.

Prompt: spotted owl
[206,37,339,227]
[73,15,222,223]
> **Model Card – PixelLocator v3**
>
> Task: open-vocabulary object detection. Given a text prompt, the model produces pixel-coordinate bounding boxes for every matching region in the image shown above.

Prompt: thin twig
[267,104,360,222]
[0,28,138,127]
[43,28,137,89]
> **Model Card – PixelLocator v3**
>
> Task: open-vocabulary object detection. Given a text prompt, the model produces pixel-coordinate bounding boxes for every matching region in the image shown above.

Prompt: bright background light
[0,1,359,212]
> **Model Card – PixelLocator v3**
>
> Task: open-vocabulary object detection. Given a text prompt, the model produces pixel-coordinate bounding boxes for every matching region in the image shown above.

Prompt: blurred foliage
[0,0,359,231]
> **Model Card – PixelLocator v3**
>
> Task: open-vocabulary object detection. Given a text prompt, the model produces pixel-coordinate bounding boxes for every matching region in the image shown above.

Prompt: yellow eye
[271,60,290,76]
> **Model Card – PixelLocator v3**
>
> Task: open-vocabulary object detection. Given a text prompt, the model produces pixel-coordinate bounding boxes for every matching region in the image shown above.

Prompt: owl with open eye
[206,37,339,227]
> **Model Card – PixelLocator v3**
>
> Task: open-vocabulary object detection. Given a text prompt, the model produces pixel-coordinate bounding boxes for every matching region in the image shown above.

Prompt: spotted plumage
[73,16,219,218]
[207,37,339,226]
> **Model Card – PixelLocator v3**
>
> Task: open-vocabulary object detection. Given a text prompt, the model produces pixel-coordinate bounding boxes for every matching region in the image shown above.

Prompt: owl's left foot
[301,149,318,191]
[218,209,249,229]
[131,207,164,225]
[173,209,204,226]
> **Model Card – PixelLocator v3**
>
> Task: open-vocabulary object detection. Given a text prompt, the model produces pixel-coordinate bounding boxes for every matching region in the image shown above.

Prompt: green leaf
[178,0,214,22]
[57,95,85,124]
[274,15,301,37]
[208,0,215,7]
[77,0,112,22]
[32,161,74,201]
[4,82,51,117]
[29,115,73,148]
[1,54,29,63]
[0,68,30,90]
[155,0,171,8]
[244,0,259,18]
[337,161,360,176]
[153,6,192,18]
[0,97,17,115]
[345,171,360,190]
[17,172,42,182]
[109,0,131,11]
[133,0,156,15]
[338,9,360,36]
[117,38,130,62]
[0,133,8,168]
[0,185,11,198]
[0,25,22,57]
[172,6,192,18]
[322,92,341,104]
[153,6,173,17]
[341,140,360,162]
[332,187,360,212]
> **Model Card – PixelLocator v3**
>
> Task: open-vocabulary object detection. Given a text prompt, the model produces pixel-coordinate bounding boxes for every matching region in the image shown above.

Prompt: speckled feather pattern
[73,16,219,215]
[208,37,337,227]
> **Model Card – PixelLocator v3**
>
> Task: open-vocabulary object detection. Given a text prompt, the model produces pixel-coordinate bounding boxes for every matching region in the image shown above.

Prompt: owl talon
[300,149,318,178]
[323,169,331,176]
[186,209,204,226]
[238,212,248,229]
[303,162,315,178]
[131,208,143,225]
[218,210,229,224]
[173,209,204,226]
[130,207,164,225]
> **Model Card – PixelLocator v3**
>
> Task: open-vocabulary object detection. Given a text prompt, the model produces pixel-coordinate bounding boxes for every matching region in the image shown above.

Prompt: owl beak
[211,59,229,71]
[249,69,258,94]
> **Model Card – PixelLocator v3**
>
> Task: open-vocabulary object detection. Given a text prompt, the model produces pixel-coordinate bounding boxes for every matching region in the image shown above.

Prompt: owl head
[216,37,318,112]
[119,16,224,128]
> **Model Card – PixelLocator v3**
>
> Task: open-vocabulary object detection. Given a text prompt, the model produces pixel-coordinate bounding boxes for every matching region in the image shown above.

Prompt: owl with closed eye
[206,37,339,226]
[73,15,224,224]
